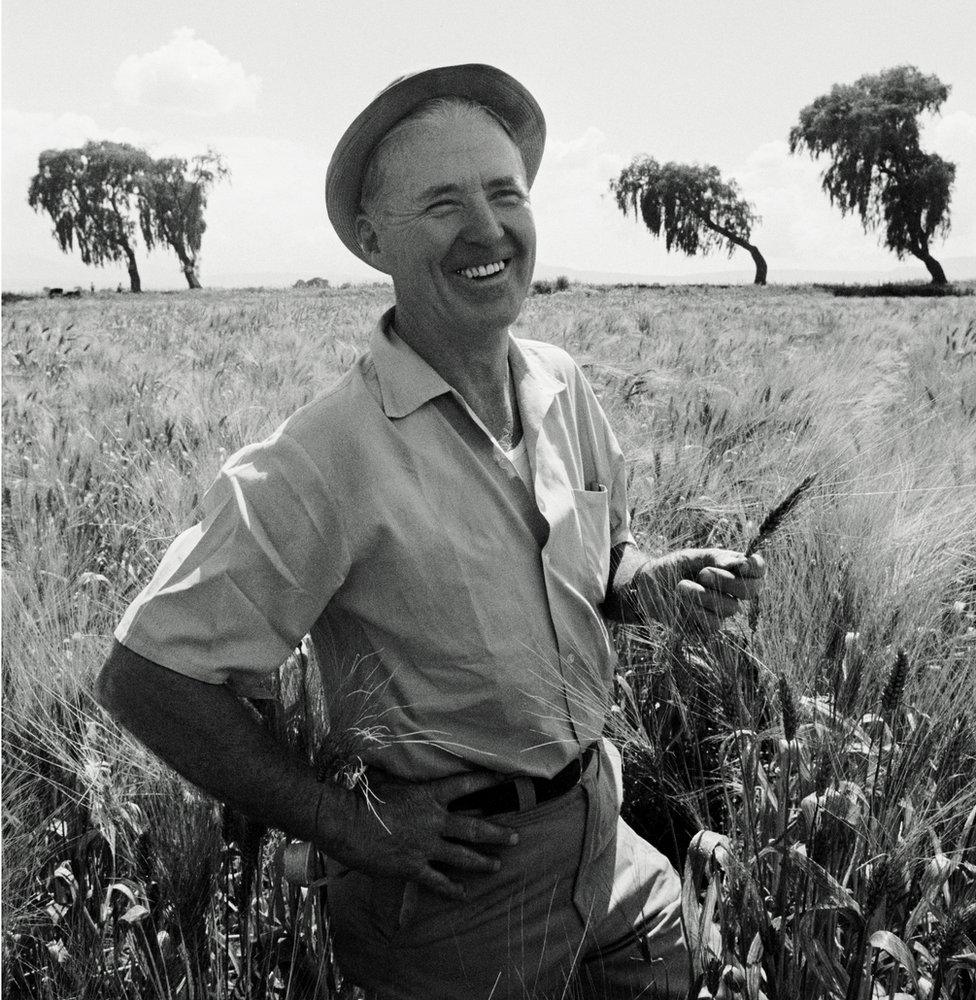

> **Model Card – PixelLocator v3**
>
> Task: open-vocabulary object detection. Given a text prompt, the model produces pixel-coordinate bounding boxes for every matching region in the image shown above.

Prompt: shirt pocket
[571,485,611,604]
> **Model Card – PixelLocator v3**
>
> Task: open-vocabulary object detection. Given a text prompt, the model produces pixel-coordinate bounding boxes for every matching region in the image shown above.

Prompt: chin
[470,297,524,329]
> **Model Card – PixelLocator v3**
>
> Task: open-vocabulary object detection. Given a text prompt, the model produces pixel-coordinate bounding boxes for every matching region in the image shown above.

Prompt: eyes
[425,188,528,217]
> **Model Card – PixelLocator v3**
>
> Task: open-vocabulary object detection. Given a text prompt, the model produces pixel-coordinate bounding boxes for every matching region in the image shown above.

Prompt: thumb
[429,770,510,805]
[668,548,745,579]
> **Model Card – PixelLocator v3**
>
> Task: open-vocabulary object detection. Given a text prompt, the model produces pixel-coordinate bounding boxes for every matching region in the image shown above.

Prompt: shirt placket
[512,360,586,756]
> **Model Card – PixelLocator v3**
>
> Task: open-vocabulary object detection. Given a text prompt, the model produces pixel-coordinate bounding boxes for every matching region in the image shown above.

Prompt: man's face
[358,109,536,343]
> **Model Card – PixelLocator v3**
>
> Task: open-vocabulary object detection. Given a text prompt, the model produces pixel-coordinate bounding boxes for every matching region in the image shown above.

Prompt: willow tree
[28,141,156,292]
[790,65,955,285]
[610,159,768,284]
[141,151,229,289]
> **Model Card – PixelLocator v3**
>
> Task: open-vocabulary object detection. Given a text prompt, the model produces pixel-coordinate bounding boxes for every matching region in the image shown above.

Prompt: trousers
[327,743,689,999]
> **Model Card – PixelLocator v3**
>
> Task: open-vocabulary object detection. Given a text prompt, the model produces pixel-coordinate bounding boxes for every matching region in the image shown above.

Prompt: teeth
[458,260,506,279]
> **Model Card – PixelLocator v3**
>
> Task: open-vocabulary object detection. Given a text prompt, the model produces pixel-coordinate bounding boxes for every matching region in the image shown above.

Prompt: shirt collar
[507,335,565,433]
[370,308,453,419]
[369,307,565,421]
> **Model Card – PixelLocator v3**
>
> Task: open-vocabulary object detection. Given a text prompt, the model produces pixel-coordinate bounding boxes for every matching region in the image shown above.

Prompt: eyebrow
[416,175,527,201]
[417,183,460,201]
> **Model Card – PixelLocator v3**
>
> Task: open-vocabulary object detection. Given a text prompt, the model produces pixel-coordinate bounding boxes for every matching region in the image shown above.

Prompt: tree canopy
[28,143,228,291]
[789,65,955,285]
[610,159,768,284]
[141,151,229,289]
[28,141,156,292]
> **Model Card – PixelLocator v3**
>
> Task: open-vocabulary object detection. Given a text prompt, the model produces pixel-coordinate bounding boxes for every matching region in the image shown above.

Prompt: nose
[460,194,505,244]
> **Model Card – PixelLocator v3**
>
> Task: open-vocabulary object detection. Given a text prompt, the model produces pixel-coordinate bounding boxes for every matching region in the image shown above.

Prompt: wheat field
[3,284,975,999]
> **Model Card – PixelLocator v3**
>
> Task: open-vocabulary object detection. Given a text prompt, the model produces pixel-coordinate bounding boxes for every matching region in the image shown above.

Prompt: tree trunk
[109,194,142,292]
[181,262,202,289]
[748,244,768,285]
[122,244,142,293]
[699,216,768,285]
[173,243,203,289]
[911,245,948,285]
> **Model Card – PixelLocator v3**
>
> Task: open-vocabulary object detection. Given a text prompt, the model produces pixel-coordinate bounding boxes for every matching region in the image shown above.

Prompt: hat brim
[326,63,546,269]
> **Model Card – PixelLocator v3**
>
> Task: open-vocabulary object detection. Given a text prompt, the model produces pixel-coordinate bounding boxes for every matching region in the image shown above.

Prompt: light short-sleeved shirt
[116,309,634,780]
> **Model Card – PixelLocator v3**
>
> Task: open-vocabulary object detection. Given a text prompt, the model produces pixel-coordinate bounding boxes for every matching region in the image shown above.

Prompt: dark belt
[447,745,596,818]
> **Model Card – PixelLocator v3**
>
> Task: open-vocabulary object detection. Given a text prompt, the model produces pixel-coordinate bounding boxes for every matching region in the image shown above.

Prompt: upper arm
[95,639,212,728]
[115,427,352,693]
[94,638,263,774]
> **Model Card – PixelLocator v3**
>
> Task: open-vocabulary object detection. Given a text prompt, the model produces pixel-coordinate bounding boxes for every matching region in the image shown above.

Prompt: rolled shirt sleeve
[115,424,351,694]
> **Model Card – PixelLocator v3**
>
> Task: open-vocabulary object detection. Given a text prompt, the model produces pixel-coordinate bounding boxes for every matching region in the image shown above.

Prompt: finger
[746,553,766,577]
[698,567,763,601]
[678,579,740,619]
[446,813,519,847]
[413,863,467,900]
[430,770,512,804]
[730,553,766,579]
[677,548,759,581]
[432,840,502,874]
[697,567,755,600]
[705,549,748,571]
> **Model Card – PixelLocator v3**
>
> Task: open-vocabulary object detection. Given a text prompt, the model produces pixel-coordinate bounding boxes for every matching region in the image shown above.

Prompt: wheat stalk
[745,474,818,557]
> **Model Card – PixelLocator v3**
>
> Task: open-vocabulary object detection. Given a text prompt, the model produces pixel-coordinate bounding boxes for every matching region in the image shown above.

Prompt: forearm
[94,641,352,848]
[95,642,518,896]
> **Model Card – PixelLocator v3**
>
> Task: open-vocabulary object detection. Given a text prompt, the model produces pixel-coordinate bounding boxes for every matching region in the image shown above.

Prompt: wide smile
[454,258,511,281]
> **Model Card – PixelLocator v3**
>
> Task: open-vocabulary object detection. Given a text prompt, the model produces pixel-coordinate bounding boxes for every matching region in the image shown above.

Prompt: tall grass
[3,285,974,998]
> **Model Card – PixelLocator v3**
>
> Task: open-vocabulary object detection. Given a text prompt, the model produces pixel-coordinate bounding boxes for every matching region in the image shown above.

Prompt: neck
[394,306,510,393]
[392,309,520,445]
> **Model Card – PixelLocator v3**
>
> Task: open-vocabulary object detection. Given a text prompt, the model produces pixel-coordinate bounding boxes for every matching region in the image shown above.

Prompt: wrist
[633,558,668,623]
[310,778,360,856]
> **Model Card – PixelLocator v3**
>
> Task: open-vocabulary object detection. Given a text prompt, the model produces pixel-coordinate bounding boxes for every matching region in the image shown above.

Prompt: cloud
[114,28,261,116]
[3,109,151,155]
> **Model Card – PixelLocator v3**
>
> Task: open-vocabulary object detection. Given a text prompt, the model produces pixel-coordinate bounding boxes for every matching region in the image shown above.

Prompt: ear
[355,213,390,273]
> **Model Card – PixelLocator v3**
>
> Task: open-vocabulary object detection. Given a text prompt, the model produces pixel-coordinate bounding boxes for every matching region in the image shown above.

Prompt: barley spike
[880,647,909,721]
[777,672,798,741]
[745,474,817,557]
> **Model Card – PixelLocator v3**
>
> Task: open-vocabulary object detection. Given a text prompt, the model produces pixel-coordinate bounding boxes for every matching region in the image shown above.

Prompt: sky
[3,0,975,290]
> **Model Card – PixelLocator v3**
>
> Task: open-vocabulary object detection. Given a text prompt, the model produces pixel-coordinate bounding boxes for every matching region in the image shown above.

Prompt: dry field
[3,284,975,999]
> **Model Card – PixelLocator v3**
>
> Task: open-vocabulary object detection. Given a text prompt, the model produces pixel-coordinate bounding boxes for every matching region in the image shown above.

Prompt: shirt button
[567,653,576,665]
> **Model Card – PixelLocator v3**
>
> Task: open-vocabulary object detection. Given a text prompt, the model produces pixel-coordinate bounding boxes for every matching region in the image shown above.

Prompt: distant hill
[533,256,976,287]
[6,255,973,294]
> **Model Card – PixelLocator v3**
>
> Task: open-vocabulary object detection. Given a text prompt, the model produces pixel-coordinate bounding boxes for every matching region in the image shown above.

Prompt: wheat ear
[745,474,818,557]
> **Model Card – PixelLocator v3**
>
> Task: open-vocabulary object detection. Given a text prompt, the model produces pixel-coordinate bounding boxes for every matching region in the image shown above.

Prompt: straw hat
[325,63,546,267]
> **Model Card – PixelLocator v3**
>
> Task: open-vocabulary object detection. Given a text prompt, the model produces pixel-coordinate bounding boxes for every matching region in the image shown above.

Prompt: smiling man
[96,65,764,999]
